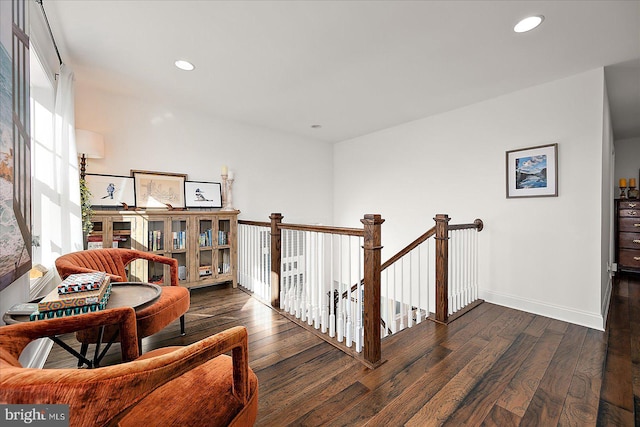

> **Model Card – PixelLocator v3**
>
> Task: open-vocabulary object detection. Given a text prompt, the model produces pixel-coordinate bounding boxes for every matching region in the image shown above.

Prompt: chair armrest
[131,326,250,403]
[0,326,249,426]
[0,307,139,363]
[119,249,180,286]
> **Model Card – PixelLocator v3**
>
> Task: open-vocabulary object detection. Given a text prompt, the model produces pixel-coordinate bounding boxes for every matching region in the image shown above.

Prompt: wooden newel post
[361,214,384,365]
[270,213,283,308]
[434,214,450,323]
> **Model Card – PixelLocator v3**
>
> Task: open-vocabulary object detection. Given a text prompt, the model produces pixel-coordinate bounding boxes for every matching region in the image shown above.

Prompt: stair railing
[238,213,483,367]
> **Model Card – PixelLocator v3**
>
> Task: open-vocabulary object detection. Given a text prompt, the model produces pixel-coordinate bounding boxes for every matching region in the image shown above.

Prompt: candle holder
[221,174,235,211]
[619,186,628,199]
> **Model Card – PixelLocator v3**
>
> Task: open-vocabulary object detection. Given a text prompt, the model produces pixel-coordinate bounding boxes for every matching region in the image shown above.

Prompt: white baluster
[281,229,288,311]
[345,236,353,348]
[382,268,389,337]
[291,230,299,315]
[308,233,322,329]
[408,253,413,328]
[468,229,473,306]
[399,258,405,331]
[320,233,327,332]
[391,264,397,334]
[416,245,422,324]
[337,235,344,342]
[355,238,362,353]
[457,230,461,312]
[474,227,479,301]
[329,234,335,337]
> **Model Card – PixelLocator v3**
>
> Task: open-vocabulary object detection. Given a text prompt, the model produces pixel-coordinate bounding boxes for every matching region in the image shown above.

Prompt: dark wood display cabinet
[615,199,640,274]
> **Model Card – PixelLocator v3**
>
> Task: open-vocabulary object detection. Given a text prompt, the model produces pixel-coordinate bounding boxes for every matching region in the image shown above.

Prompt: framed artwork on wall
[132,170,187,208]
[85,174,136,207]
[0,0,32,291]
[506,143,558,198]
[185,181,222,208]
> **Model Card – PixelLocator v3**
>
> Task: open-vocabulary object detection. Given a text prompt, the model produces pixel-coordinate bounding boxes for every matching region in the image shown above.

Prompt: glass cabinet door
[216,218,232,279]
[87,219,104,249]
[197,218,214,281]
[170,218,188,283]
[111,219,133,249]
[147,219,165,253]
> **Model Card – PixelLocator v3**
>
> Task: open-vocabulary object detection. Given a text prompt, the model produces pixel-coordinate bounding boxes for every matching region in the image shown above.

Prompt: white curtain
[54,63,83,255]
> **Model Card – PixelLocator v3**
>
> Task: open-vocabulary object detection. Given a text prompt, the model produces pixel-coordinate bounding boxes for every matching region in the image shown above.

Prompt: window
[28,45,56,298]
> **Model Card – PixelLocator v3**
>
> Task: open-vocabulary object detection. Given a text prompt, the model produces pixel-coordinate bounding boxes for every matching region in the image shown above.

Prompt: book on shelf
[199,229,213,247]
[199,265,212,276]
[173,230,186,249]
[218,230,228,245]
[87,241,104,250]
[149,230,163,251]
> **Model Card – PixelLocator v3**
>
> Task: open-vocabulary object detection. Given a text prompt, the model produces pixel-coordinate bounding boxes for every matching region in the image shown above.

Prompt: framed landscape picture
[85,174,136,207]
[185,181,222,208]
[132,170,187,208]
[506,143,558,198]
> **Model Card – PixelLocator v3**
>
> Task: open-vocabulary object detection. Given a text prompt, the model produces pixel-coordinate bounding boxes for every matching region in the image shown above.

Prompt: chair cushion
[117,354,258,427]
[75,286,190,344]
[135,286,190,337]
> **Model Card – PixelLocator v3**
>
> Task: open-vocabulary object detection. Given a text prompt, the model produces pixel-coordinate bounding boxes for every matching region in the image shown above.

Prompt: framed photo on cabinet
[184,181,222,208]
[506,143,558,198]
[85,174,136,207]
[132,170,187,208]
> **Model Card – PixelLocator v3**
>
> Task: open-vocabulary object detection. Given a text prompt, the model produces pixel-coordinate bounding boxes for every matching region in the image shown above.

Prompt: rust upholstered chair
[55,248,190,354]
[0,307,258,427]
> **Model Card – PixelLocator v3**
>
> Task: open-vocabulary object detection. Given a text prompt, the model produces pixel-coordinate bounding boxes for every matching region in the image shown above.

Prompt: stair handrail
[348,218,484,295]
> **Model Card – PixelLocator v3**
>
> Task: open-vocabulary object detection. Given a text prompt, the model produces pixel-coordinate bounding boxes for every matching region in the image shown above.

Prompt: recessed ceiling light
[174,60,195,71]
[514,15,544,33]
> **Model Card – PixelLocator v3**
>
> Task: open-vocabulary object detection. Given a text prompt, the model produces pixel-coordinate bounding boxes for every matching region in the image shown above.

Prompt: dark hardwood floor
[44,274,640,426]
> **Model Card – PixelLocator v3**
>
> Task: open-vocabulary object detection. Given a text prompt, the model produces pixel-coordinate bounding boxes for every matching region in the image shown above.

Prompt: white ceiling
[44,0,640,143]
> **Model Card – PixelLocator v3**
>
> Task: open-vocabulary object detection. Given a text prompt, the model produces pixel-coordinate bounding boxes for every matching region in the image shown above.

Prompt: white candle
[221,165,228,175]
[228,170,234,180]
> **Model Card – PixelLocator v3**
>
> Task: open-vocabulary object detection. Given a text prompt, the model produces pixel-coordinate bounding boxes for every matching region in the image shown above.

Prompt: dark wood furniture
[616,199,640,274]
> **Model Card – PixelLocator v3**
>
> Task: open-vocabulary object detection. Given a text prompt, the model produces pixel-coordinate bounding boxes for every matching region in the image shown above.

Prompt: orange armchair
[55,249,190,354]
[0,308,258,427]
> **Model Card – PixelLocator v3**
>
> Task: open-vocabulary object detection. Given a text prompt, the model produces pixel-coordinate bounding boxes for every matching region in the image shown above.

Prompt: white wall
[74,83,334,225]
[601,79,614,326]
[615,136,640,187]
[334,69,607,330]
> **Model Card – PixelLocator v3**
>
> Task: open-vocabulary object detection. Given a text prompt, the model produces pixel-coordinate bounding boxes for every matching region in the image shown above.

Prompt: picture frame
[85,174,136,207]
[506,143,558,198]
[185,181,222,208]
[132,170,187,208]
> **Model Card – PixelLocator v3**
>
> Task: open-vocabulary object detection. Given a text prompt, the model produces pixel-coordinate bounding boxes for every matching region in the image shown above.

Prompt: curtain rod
[35,0,63,66]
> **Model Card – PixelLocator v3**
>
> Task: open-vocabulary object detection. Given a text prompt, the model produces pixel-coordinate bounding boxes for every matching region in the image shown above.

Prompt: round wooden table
[3,282,162,368]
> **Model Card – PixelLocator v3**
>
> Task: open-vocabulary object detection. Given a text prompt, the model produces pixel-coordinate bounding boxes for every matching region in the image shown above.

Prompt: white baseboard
[479,289,605,331]
[600,277,612,331]
[19,337,54,369]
